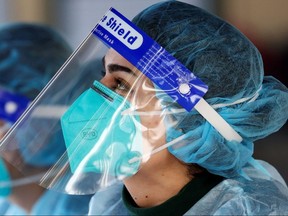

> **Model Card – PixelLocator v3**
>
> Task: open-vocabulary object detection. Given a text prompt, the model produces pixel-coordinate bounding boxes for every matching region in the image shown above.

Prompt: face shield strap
[194,98,242,142]
[194,86,261,142]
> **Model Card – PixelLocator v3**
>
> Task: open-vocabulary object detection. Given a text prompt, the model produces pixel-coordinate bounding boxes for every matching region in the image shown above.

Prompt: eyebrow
[102,56,137,76]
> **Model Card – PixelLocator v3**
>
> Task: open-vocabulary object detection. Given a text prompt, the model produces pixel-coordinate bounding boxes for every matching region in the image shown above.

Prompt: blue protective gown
[0,199,26,215]
[0,199,9,213]
[88,160,288,215]
[0,189,92,215]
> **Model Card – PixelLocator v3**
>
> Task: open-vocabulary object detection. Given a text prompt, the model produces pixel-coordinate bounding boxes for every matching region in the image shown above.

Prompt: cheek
[140,114,163,128]
[140,115,167,154]
[140,114,166,138]
[133,88,160,111]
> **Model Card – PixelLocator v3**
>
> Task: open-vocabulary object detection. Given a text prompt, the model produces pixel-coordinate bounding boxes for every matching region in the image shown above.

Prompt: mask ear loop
[123,97,243,143]
[31,105,68,119]
[128,131,190,164]
[126,97,243,165]
[0,172,45,188]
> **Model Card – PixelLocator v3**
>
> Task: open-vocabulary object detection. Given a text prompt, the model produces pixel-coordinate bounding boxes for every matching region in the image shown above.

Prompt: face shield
[0,8,242,195]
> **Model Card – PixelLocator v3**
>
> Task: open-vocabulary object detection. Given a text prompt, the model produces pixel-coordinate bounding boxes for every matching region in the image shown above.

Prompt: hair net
[132,1,288,178]
[0,23,71,100]
[0,23,72,166]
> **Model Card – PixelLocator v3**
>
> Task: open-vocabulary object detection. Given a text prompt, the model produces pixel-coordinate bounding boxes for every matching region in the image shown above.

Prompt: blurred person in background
[0,23,92,215]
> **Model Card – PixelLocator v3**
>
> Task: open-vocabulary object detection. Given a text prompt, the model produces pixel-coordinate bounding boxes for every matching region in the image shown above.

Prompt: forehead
[104,49,155,87]
[105,49,135,70]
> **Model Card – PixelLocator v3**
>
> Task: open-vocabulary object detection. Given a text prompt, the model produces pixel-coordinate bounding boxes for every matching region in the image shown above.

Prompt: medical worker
[0,23,92,215]
[86,1,288,215]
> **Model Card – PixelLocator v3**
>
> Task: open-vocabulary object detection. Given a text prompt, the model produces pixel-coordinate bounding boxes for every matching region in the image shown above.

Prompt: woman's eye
[115,79,130,92]
[100,71,133,95]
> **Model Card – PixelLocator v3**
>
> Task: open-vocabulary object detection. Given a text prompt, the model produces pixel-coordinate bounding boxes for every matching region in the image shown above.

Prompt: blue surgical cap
[132,1,288,178]
[0,23,72,166]
[0,23,71,100]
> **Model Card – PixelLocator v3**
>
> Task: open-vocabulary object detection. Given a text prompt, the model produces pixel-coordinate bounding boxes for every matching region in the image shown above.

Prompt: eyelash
[101,70,131,94]
[115,78,131,93]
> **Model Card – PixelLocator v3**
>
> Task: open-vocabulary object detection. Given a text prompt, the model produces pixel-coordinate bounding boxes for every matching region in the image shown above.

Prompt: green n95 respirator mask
[61,80,142,179]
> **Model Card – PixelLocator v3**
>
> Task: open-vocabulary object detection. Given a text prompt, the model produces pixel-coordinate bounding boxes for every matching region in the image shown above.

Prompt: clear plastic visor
[0,33,179,195]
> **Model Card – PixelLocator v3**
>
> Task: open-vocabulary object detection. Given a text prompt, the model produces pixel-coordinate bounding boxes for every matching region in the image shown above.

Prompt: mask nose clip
[91,84,113,102]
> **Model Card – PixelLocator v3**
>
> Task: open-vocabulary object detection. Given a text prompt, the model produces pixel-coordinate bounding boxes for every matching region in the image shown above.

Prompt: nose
[99,73,116,91]
[99,75,109,86]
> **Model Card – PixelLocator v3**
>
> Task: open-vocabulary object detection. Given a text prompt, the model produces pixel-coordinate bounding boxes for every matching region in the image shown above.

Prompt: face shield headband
[0,8,243,195]
[0,88,30,136]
